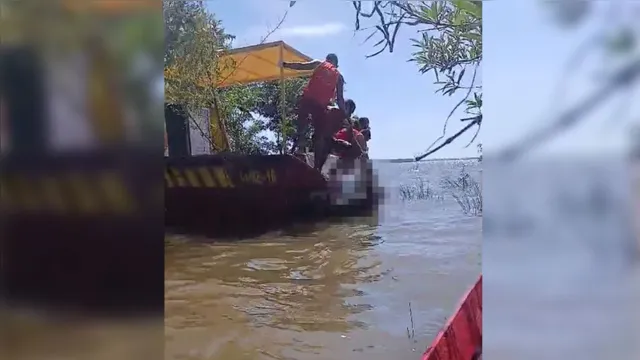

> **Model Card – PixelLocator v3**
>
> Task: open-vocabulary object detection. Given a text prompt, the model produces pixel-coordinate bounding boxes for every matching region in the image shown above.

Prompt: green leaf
[426,2,438,21]
[461,32,481,43]
[453,0,481,18]
[452,11,466,26]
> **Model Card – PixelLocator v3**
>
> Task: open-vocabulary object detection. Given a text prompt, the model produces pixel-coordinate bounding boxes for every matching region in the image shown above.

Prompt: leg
[313,135,333,172]
[292,98,311,154]
[310,104,332,171]
[291,119,308,154]
[289,137,298,154]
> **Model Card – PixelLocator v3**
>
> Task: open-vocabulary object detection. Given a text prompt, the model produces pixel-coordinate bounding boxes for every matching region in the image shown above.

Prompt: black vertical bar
[0,46,47,154]
[164,104,191,157]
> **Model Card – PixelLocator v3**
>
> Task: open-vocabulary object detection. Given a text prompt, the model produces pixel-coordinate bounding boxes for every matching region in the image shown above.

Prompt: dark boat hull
[165,153,379,237]
[1,149,163,314]
[165,153,330,237]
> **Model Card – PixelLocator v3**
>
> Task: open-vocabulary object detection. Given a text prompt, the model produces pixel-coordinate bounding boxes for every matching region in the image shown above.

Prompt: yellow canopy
[217,41,313,88]
[164,41,313,153]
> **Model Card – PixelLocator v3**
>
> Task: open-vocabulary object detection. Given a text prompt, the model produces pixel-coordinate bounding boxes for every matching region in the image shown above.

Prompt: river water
[165,160,482,360]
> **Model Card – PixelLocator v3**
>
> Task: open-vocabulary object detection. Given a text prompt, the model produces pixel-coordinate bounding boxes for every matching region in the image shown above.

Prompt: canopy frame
[216,41,314,154]
[216,40,313,88]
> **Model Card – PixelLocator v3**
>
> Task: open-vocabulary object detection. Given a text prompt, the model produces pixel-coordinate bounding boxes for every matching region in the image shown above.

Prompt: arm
[362,128,371,141]
[354,133,367,155]
[335,74,345,113]
[282,60,321,71]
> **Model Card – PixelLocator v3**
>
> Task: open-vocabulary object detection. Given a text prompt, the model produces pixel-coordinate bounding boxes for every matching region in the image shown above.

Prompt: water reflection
[165,223,382,359]
[0,309,162,360]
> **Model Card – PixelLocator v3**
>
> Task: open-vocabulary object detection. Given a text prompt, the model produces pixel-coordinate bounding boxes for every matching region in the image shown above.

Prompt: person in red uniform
[333,119,367,160]
[282,53,346,169]
[312,99,356,170]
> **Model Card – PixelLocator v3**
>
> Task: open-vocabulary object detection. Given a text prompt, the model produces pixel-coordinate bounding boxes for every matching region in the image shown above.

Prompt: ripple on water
[245,258,291,271]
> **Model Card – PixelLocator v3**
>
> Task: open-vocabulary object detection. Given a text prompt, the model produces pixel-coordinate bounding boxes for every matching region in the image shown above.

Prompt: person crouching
[332,119,367,163]
[313,99,357,171]
[328,119,369,205]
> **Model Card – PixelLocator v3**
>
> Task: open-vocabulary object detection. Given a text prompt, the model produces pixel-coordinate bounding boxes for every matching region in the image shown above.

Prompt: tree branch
[498,58,640,161]
[415,115,482,161]
[422,63,479,156]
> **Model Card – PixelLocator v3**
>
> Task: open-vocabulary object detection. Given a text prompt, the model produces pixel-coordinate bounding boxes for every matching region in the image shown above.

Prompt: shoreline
[374,157,480,163]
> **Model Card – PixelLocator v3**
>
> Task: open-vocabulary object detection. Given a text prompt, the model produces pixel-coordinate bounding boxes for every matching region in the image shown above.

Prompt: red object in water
[422,275,482,360]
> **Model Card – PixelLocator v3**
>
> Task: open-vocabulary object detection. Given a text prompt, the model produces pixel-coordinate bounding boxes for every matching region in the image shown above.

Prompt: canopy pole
[279,43,286,154]
[212,94,231,151]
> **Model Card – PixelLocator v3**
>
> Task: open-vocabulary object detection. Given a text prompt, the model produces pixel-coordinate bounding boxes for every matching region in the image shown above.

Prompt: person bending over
[314,99,356,171]
[333,119,367,161]
[282,53,345,157]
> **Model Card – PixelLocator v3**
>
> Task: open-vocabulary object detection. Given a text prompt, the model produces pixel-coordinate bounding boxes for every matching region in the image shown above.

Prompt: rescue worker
[313,99,356,170]
[356,117,371,142]
[282,53,346,163]
[333,118,367,161]
[328,119,369,206]
[353,117,371,159]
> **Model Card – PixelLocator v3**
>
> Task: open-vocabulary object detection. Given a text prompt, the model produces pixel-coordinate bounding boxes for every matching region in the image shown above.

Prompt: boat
[164,41,376,237]
[422,275,482,360]
[0,31,373,316]
[165,152,330,236]
[0,2,164,315]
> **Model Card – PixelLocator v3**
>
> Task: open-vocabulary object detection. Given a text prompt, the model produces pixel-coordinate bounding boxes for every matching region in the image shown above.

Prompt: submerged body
[299,151,372,208]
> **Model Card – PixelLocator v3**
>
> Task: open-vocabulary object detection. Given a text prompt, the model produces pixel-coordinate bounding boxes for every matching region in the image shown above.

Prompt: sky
[209,0,637,159]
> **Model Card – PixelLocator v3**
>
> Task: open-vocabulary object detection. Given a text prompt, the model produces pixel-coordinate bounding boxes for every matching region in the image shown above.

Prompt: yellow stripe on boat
[42,176,68,213]
[99,172,135,214]
[2,172,138,215]
[212,167,234,188]
[183,169,202,188]
[197,167,217,188]
[69,173,100,213]
[165,169,175,188]
[169,168,187,187]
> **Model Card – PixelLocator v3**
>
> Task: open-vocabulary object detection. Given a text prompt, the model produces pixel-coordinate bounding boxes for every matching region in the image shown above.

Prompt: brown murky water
[165,161,482,360]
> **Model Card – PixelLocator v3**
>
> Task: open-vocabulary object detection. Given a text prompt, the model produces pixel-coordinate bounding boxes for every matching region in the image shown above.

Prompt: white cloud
[278,23,346,38]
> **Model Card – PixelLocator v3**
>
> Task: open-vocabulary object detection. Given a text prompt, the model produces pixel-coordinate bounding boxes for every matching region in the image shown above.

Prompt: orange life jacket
[334,127,361,143]
[334,128,364,158]
[303,61,339,106]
